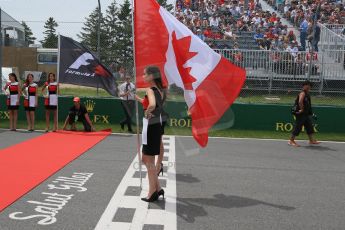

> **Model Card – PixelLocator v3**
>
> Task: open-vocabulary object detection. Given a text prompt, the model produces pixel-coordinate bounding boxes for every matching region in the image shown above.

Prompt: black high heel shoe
[157,163,163,176]
[158,189,165,199]
[141,191,159,202]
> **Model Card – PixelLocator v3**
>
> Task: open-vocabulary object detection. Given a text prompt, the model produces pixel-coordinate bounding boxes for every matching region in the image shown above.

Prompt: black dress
[142,87,164,156]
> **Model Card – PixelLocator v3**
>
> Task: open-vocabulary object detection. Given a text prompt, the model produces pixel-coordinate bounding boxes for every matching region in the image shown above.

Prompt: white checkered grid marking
[95,136,177,230]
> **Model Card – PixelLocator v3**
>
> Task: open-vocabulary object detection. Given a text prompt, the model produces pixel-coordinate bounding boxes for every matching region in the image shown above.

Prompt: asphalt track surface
[0,130,345,230]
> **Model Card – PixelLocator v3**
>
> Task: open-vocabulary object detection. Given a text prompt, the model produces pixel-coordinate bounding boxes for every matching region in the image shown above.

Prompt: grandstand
[174,0,345,95]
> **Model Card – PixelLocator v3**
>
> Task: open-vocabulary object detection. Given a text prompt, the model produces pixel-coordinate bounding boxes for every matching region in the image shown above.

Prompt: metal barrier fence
[215,49,345,95]
[324,24,345,36]
[320,24,345,56]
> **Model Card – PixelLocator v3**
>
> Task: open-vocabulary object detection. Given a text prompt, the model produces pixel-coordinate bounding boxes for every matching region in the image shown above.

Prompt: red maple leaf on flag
[171,31,198,90]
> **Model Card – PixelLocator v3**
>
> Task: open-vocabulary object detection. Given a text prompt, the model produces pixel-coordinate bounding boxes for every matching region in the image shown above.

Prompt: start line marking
[95,136,177,230]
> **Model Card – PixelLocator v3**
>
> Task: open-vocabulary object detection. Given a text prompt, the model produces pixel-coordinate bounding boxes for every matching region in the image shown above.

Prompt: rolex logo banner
[58,35,117,96]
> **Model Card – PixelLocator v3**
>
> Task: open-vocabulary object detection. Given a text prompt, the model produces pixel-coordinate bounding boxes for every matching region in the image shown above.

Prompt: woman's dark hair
[25,73,34,86]
[145,66,164,91]
[8,73,18,82]
[48,72,56,82]
[145,66,167,102]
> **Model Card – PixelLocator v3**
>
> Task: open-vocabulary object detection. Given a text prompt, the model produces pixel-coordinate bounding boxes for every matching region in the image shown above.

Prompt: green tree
[78,7,109,61]
[104,0,121,65]
[21,21,36,45]
[157,0,174,12]
[116,0,133,68]
[40,17,58,48]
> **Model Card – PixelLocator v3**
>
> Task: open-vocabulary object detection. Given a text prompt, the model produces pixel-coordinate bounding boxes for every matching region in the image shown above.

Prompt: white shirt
[209,17,219,27]
[252,16,261,24]
[287,46,299,57]
[224,30,233,38]
[118,82,135,101]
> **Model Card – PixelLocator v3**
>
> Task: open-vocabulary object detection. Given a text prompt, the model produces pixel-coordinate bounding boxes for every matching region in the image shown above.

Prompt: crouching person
[62,97,95,132]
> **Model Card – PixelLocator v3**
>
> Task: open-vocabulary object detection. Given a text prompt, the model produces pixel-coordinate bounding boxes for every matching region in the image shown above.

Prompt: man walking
[289,81,320,147]
[118,75,135,133]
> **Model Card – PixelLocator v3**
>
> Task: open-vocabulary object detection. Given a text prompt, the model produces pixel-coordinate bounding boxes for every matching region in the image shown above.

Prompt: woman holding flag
[139,66,165,202]
[42,73,59,132]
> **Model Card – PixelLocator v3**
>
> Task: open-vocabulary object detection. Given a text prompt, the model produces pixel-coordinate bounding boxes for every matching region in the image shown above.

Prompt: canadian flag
[134,0,246,147]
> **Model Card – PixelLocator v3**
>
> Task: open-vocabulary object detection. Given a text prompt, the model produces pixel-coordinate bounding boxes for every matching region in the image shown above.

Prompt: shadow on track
[177,194,295,223]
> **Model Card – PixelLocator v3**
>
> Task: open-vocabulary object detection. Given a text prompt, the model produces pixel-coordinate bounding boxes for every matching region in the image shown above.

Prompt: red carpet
[0,130,111,212]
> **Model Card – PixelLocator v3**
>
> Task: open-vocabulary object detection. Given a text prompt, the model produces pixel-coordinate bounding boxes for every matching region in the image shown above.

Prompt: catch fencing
[215,49,345,96]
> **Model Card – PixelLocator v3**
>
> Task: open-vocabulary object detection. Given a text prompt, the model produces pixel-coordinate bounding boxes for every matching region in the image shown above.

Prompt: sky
[1,0,175,43]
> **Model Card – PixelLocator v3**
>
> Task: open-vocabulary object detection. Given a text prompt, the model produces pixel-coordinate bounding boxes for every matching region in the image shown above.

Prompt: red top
[306,52,318,61]
[142,96,149,110]
[8,84,19,94]
[28,85,37,94]
[45,82,58,93]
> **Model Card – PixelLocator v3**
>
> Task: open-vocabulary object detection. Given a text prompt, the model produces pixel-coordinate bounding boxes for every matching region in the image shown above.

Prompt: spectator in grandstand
[269,12,278,23]
[257,0,263,10]
[3,73,21,131]
[306,49,319,74]
[233,43,243,66]
[62,97,95,132]
[42,73,58,132]
[22,73,38,132]
[223,26,237,40]
[299,15,309,51]
[286,30,297,43]
[287,41,299,58]
[230,4,241,18]
[272,34,284,50]
[192,12,202,27]
[259,35,272,50]
[252,12,262,25]
[185,10,193,21]
[311,21,321,52]
[209,15,220,28]
[289,81,320,147]
[203,26,213,38]
[196,29,206,41]
[254,29,264,41]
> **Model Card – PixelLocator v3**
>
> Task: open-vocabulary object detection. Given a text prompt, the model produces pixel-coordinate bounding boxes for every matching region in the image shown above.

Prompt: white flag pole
[56,34,61,130]
[131,0,143,189]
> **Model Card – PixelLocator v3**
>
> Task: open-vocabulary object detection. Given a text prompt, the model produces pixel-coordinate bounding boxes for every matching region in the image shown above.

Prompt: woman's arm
[41,83,47,93]
[135,94,143,103]
[3,82,9,91]
[145,88,156,118]
[298,91,305,113]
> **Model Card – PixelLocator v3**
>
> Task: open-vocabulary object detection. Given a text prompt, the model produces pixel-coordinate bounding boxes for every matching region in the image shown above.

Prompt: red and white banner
[134,0,246,147]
